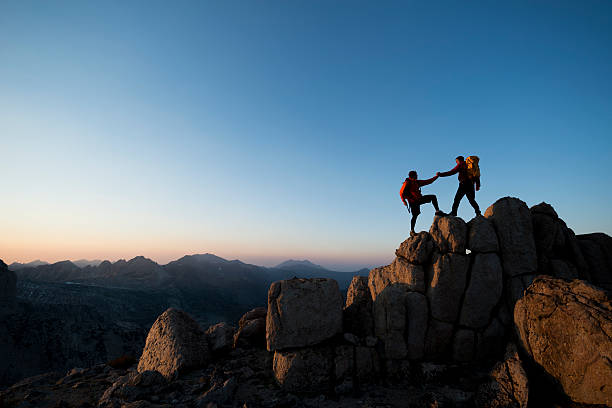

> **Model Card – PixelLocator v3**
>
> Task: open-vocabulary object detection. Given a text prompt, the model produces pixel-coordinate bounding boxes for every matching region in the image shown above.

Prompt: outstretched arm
[438,164,460,177]
[418,175,439,187]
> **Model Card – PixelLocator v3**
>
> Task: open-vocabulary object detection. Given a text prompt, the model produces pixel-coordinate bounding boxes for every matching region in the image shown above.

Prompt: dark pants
[451,181,480,216]
[410,195,439,231]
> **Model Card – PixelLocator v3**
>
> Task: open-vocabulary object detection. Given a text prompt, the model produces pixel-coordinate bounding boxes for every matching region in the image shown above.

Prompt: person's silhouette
[437,156,481,217]
[400,170,445,235]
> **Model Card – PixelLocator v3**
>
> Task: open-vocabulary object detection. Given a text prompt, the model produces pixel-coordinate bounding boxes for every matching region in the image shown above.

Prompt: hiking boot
[435,211,447,217]
[410,230,417,237]
[448,212,457,217]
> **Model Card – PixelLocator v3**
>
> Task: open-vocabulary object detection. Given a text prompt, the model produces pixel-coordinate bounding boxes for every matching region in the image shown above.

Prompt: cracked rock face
[514,276,612,406]
[266,278,343,351]
[485,197,537,279]
[429,216,468,254]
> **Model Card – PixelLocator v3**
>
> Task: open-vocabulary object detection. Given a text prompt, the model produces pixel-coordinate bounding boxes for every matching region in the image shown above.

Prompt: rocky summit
[1,196,611,408]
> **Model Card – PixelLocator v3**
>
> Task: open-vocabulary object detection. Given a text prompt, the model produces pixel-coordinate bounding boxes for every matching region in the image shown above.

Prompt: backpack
[400,178,420,202]
[466,156,480,179]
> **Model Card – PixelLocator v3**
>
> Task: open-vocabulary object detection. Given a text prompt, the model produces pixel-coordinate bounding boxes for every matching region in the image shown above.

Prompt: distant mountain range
[9,253,370,329]
[9,254,368,291]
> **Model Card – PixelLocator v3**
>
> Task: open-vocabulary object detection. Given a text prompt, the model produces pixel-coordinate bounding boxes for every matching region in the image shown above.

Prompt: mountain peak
[274,259,325,270]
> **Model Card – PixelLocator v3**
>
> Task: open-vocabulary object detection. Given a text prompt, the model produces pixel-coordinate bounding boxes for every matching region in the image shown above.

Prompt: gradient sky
[1,1,611,270]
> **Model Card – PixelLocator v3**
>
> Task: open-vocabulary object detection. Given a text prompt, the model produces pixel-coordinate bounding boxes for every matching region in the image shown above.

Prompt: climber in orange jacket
[400,171,446,235]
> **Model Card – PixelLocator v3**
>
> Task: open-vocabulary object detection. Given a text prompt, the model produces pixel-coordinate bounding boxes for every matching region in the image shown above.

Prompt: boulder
[0,260,16,305]
[266,278,343,351]
[459,253,503,328]
[452,329,475,362]
[343,276,374,338]
[368,257,426,298]
[467,216,499,253]
[272,346,333,394]
[373,285,407,359]
[475,343,529,408]
[484,197,537,278]
[426,252,469,323]
[405,292,428,360]
[395,232,435,264]
[137,308,209,379]
[205,322,235,354]
[429,216,467,254]
[514,276,612,405]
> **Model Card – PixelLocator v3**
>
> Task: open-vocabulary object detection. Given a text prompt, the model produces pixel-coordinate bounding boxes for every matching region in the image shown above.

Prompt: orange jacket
[400,176,437,205]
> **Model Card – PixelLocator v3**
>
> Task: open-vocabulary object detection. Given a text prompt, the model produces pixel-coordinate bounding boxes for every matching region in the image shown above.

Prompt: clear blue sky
[1,1,611,270]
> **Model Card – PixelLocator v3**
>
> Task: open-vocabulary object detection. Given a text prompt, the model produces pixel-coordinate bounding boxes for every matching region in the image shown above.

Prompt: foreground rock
[266,278,343,351]
[273,346,334,394]
[514,276,612,405]
[137,308,209,379]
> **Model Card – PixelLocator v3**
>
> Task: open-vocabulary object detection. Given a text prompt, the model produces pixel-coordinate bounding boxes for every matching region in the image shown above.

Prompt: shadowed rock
[459,253,503,328]
[137,308,209,379]
[577,232,612,288]
[485,197,537,279]
[467,216,499,253]
[205,322,235,354]
[452,329,475,362]
[426,252,469,323]
[405,292,428,360]
[344,276,374,338]
[424,319,454,358]
[234,307,266,349]
[373,285,408,359]
[475,343,529,408]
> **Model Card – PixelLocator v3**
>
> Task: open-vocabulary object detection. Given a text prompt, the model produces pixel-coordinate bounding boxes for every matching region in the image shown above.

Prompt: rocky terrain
[1,255,367,387]
[1,196,611,407]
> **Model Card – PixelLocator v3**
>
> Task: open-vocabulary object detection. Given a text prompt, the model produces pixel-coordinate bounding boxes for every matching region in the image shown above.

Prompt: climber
[400,171,446,235]
[437,156,481,217]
